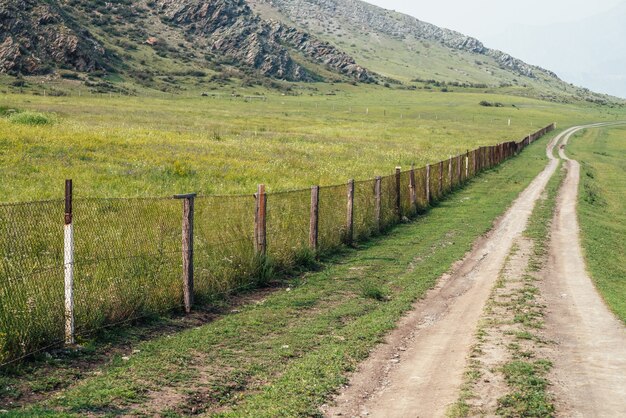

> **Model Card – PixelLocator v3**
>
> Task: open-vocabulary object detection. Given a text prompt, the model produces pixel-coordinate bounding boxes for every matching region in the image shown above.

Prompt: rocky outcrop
[153,0,373,82]
[251,0,560,80]
[0,0,107,75]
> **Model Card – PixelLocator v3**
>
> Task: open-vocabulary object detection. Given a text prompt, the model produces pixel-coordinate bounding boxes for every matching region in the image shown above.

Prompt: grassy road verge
[567,127,626,323]
[1,132,555,417]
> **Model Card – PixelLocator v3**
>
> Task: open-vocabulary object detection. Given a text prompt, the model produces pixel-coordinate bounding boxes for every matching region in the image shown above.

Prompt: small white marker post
[64,179,75,345]
[508,118,511,126]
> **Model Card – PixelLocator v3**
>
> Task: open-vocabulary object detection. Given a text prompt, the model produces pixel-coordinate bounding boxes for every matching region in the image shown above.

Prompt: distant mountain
[249,0,618,103]
[0,0,620,103]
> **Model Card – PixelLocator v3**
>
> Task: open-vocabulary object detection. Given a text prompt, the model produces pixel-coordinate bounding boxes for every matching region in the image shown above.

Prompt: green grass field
[0,85,621,201]
[568,126,626,323]
[1,129,557,416]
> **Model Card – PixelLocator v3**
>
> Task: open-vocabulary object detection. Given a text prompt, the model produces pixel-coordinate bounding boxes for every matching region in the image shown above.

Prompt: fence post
[465,152,469,180]
[309,186,319,252]
[409,165,417,214]
[346,179,355,244]
[64,179,75,345]
[395,167,402,219]
[448,157,453,190]
[426,164,431,204]
[457,155,462,184]
[439,161,443,197]
[174,193,196,314]
[375,176,382,232]
[254,184,267,255]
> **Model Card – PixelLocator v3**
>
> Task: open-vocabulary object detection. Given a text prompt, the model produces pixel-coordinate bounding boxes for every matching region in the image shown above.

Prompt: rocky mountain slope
[0,0,372,83]
[153,0,372,82]
[0,0,109,75]
[0,0,618,103]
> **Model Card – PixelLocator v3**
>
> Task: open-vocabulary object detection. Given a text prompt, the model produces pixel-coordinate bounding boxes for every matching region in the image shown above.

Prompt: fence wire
[0,124,555,365]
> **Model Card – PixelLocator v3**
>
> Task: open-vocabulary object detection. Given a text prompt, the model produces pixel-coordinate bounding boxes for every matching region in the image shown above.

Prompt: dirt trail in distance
[324,130,567,417]
[541,124,626,417]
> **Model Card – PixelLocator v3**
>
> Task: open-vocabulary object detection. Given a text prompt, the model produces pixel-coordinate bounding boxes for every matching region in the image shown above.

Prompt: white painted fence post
[64,179,75,345]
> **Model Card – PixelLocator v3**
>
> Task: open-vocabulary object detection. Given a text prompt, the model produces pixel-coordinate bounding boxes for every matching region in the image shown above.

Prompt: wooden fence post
[346,180,355,244]
[309,186,319,252]
[395,167,402,219]
[457,155,462,184]
[448,157,453,190]
[409,165,417,213]
[375,176,382,232]
[439,160,443,197]
[254,185,267,255]
[465,152,469,180]
[426,164,431,204]
[473,150,477,176]
[64,179,75,345]
[175,193,196,314]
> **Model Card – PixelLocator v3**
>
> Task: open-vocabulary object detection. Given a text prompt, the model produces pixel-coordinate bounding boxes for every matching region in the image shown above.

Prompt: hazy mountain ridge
[250,0,559,80]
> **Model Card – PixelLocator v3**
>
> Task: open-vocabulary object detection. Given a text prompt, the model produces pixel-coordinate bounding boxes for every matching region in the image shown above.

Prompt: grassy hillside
[1,86,622,202]
[567,126,626,322]
[249,0,622,105]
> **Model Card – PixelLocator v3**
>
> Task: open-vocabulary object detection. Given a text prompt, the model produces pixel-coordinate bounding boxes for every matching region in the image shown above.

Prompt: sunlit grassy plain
[1,84,623,201]
[568,126,626,323]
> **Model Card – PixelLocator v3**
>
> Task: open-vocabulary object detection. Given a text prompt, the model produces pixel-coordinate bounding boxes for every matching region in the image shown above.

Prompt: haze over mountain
[489,2,626,99]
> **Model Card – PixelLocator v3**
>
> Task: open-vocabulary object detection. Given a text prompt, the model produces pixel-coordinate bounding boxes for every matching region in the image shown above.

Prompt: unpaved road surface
[542,124,626,417]
[325,124,626,417]
[325,131,566,417]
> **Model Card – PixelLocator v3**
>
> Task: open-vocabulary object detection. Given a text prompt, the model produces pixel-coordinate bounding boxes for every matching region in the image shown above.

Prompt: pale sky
[364,0,626,98]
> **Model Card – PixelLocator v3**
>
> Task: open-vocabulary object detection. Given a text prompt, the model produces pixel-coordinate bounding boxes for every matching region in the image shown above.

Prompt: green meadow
[568,126,626,323]
[0,85,622,201]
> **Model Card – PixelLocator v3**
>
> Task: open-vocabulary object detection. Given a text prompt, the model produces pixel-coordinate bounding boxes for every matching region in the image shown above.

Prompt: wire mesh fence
[0,124,555,365]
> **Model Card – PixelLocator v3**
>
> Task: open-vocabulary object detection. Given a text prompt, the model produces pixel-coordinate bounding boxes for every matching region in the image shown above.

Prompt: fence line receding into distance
[0,124,555,365]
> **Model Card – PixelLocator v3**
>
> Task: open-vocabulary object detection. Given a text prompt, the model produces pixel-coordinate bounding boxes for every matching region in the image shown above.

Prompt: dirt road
[542,124,626,417]
[326,130,567,417]
[325,124,626,417]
